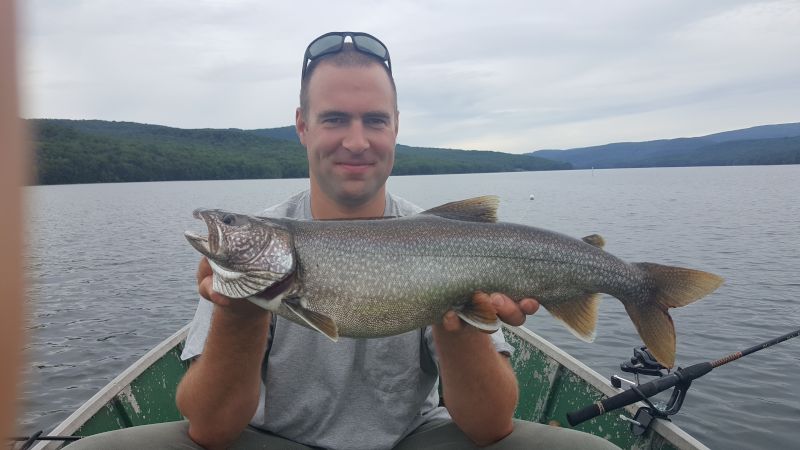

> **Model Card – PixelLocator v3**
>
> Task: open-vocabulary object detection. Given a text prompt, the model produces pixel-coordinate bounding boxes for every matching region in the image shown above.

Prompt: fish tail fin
[625,263,724,368]
[541,293,601,342]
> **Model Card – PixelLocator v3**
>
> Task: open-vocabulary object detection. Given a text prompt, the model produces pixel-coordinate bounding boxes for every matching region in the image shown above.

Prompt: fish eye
[222,214,236,225]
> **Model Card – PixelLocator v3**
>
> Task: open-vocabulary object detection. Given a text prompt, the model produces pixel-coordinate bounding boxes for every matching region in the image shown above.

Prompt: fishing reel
[568,328,798,432]
[610,346,693,435]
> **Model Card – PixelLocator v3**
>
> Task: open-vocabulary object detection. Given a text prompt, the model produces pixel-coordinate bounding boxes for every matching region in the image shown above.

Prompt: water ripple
[20,168,800,449]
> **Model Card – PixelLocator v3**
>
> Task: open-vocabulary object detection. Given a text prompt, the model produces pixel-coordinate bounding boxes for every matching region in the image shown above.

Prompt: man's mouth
[335,161,375,173]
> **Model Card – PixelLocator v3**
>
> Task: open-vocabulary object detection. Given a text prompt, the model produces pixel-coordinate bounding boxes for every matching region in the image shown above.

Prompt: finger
[518,298,540,315]
[441,310,463,332]
[196,257,212,285]
[491,293,526,326]
[198,275,231,307]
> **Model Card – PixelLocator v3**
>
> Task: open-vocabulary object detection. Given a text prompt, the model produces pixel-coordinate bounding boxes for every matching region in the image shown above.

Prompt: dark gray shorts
[67,418,620,449]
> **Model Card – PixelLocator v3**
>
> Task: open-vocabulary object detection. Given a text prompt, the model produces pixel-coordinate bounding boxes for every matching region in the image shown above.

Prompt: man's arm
[434,292,539,446]
[175,258,271,450]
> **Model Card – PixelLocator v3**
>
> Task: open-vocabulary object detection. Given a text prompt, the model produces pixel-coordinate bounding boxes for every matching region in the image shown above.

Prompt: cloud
[18,0,800,151]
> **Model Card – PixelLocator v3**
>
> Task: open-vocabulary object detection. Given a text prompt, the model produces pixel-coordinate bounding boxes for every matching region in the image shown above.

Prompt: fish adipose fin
[542,293,600,342]
[457,291,500,333]
[625,263,724,368]
[422,196,499,223]
[582,234,605,249]
[283,298,340,342]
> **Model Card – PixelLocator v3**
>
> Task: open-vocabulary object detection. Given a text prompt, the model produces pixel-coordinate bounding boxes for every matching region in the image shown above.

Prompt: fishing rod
[567,327,800,428]
[8,430,82,450]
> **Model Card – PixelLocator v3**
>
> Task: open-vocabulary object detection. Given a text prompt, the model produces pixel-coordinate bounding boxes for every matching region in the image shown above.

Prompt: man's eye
[366,118,388,126]
[323,117,345,124]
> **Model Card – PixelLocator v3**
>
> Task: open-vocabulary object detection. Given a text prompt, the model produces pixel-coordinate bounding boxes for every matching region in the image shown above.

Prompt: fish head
[184,209,295,298]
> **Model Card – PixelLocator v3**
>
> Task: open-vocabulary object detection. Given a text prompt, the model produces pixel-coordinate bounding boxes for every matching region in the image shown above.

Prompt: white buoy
[529,194,535,200]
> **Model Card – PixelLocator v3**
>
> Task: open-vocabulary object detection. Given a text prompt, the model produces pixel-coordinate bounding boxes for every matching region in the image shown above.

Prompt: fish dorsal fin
[422,196,499,223]
[582,234,605,249]
[283,298,339,342]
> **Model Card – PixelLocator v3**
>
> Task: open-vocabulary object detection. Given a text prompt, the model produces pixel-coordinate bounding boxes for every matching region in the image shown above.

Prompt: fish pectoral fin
[581,234,605,249]
[542,293,600,342]
[283,299,339,342]
[456,291,500,333]
[422,196,499,223]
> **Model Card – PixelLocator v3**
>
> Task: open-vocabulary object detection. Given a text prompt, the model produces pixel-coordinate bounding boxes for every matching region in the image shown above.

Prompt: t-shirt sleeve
[490,328,514,357]
[180,298,214,360]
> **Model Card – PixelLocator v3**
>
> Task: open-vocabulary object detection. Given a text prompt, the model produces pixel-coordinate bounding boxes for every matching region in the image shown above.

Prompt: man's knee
[65,421,200,450]
[490,419,621,449]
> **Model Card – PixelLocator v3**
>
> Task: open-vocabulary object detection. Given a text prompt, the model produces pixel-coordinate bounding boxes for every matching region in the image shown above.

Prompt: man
[72,32,618,449]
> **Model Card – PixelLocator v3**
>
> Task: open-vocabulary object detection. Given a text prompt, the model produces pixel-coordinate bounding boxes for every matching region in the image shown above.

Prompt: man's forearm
[176,303,271,449]
[434,325,518,446]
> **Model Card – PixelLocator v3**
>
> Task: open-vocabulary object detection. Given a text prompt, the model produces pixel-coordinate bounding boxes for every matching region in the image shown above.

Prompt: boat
[27,323,707,449]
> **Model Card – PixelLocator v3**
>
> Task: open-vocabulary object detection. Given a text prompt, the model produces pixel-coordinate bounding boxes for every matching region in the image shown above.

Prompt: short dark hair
[299,42,397,120]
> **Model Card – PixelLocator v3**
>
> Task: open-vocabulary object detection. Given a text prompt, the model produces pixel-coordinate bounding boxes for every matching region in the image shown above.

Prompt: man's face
[296,63,398,208]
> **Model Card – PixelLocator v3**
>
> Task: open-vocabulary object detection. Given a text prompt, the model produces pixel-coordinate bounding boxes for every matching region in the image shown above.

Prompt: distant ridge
[28,119,568,185]
[249,126,299,142]
[702,123,800,143]
[529,122,800,168]
[28,119,799,185]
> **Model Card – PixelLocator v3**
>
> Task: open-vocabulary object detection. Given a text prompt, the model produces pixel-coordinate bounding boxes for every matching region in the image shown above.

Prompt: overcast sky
[18,0,800,153]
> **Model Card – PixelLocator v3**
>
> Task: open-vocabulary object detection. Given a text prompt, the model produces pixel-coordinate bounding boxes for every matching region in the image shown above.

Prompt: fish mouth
[184,209,219,259]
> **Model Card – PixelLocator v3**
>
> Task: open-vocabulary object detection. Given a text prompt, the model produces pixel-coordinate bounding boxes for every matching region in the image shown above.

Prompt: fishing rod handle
[566,362,713,426]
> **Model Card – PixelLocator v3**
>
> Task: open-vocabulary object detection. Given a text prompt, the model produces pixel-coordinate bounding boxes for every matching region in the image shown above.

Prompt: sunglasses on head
[302,31,392,79]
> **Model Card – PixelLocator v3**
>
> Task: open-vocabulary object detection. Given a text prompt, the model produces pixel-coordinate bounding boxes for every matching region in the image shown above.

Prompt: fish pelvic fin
[624,263,724,368]
[283,298,339,342]
[422,196,499,223]
[582,234,605,249]
[456,291,500,333]
[542,293,600,342]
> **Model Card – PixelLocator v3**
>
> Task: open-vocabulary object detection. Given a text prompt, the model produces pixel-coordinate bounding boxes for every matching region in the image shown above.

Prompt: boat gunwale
[32,323,191,450]
[503,324,709,450]
[33,322,708,450]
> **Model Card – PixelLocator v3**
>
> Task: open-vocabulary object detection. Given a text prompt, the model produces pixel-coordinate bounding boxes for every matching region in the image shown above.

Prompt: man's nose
[342,122,369,153]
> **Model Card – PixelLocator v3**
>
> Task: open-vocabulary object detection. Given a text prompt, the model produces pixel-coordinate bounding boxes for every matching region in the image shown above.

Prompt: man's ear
[295,107,307,146]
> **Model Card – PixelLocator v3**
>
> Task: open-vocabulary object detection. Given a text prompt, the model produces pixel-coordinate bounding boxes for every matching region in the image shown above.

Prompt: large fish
[185,196,723,367]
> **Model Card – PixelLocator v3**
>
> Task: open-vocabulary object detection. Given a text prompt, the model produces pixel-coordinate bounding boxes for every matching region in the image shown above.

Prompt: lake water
[21,166,800,449]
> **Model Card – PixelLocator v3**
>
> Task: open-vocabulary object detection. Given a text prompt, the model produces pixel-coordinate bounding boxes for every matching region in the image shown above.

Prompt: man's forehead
[317,109,392,118]
[307,61,393,87]
[306,63,396,113]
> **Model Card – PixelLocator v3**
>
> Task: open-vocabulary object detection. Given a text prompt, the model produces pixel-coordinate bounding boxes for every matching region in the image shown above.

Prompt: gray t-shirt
[181,190,513,450]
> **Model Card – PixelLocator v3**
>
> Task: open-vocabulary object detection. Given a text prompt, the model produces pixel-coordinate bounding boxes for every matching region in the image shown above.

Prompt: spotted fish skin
[185,196,723,368]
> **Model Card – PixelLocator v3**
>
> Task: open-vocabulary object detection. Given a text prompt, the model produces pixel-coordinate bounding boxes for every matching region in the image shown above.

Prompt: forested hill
[529,123,800,169]
[248,126,569,175]
[29,119,570,185]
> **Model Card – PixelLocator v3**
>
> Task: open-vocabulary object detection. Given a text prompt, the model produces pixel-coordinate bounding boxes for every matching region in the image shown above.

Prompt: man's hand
[433,291,536,445]
[440,292,540,332]
[197,257,269,318]
[196,257,234,306]
[179,257,270,449]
